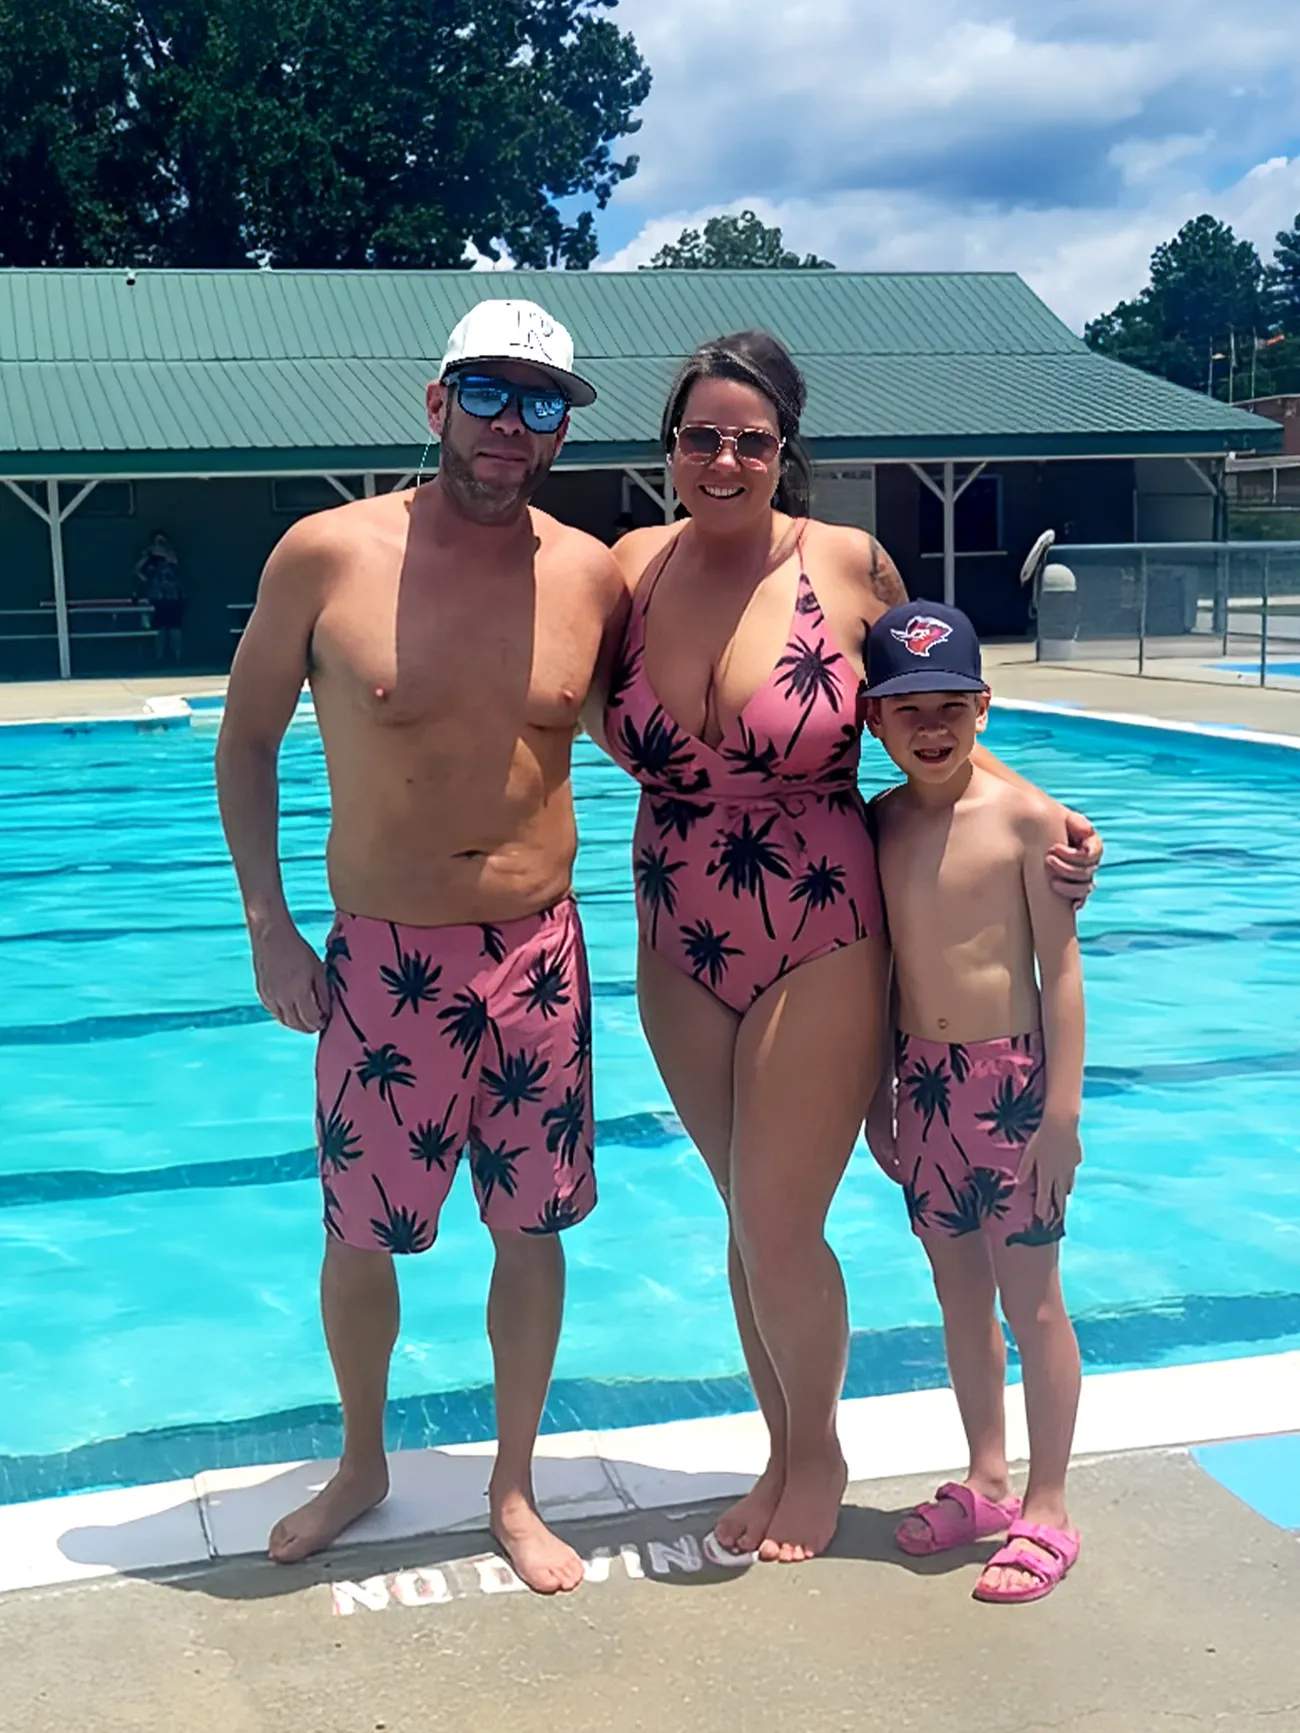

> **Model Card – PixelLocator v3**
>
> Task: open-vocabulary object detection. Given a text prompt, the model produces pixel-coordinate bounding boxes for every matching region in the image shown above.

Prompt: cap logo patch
[891,615,953,658]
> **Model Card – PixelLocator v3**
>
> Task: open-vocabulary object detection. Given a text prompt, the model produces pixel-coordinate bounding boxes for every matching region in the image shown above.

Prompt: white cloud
[597,156,1300,333]
[595,0,1300,329]
[610,0,1295,206]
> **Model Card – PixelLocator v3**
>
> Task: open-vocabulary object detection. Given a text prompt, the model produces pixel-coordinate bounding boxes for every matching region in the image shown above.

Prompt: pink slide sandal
[972,1521,1081,1604]
[894,1482,1022,1557]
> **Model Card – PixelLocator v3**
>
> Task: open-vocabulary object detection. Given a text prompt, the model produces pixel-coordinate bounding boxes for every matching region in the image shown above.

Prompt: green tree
[1268,212,1300,336]
[0,0,135,265]
[0,0,650,268]
[645,209,833,270]
[1085,215,1267,397]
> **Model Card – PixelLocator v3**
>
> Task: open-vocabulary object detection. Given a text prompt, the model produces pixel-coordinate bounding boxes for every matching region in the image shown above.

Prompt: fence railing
[1035,541,1300,689]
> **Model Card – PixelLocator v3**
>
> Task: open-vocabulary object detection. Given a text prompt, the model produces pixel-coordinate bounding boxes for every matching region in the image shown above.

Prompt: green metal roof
[0,269,1280,475]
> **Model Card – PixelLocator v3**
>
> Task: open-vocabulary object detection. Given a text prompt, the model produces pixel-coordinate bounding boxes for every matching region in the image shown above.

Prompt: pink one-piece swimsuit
[604,528,885,1013]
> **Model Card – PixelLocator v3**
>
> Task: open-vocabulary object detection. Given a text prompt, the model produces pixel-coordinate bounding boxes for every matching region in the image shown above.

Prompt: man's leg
[268,1237,398,1563]
[486,1228,584,1594]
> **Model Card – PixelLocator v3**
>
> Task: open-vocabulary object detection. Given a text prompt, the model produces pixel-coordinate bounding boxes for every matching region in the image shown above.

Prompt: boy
[864,602,1084,1604]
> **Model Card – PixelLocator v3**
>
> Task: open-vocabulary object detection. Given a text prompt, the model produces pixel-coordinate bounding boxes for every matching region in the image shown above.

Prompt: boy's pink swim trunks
[890,1030,1065,1247]
[315,899,594,1252]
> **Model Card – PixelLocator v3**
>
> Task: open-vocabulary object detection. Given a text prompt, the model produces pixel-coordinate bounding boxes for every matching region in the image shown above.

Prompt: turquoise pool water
[1,706,1298,1499]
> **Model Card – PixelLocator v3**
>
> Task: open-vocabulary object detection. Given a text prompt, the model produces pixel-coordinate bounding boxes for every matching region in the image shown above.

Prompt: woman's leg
[978,1241,1081,1595]
[895,1232,1011,1548]
[637,942,789,1552]
[730,936,889,1562]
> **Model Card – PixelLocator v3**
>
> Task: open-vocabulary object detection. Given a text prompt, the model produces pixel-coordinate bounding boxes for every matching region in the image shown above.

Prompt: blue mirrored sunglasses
[451,373,569,434]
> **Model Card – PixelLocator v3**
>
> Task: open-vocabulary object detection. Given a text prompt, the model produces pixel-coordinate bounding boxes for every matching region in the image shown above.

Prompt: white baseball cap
[438,298,597,407]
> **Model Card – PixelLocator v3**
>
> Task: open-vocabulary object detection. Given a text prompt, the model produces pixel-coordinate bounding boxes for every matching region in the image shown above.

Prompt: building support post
[45,480,70,679]
[621,466,677,524]
[1,478,100,679]
[907,462,985,607]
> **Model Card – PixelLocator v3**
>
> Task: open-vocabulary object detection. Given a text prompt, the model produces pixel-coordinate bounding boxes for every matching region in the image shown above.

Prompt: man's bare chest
[314,570,593,732]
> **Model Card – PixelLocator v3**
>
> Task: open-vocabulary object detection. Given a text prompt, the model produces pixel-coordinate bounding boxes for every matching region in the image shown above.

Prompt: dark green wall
[0,455,1157,675]
[875,459,1138,636]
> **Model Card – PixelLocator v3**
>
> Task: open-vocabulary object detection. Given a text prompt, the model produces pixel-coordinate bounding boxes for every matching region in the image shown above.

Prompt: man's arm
[214,523,328,1033]
[1018,799,1085,1219]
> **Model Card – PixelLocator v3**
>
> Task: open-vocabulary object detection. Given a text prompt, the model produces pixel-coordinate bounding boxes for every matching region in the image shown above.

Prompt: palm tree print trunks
[891,1031,1064,1248]
[315,899,594,1252]
[604,526,884,1015]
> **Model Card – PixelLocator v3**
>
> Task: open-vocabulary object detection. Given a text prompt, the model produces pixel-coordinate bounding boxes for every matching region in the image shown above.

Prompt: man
[215,300,628,1593]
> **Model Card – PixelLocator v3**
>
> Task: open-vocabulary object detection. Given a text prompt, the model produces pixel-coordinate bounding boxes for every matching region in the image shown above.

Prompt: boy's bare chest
[883,807,1023,930]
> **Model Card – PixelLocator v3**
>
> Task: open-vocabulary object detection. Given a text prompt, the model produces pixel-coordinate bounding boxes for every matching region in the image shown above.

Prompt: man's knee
[322,1235,396,1293]
[489,1224,564,1274]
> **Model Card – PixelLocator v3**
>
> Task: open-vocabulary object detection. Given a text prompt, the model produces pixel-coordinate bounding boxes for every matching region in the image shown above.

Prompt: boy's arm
[974,740,1101,906]
[1019,799,1085,1215]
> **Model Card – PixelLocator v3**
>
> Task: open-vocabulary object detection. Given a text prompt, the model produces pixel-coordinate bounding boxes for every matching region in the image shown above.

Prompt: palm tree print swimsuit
[891,1031,1063,1247]
[605,527,884,1013]
[315,900,594,1252]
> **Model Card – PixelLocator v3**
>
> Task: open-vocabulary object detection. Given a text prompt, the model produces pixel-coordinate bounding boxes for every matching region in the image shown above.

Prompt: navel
[938,1018,949,1031]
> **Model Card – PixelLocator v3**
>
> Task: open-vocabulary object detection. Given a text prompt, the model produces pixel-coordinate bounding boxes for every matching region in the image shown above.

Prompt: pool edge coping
[0,690,1296,749]
[1,1348,1296,1597]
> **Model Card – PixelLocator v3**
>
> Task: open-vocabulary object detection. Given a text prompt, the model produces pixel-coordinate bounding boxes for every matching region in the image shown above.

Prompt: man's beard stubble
[436,434,553,526]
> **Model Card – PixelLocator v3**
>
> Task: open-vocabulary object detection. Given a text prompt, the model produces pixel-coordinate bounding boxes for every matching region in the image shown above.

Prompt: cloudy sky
[590,0,1300,331]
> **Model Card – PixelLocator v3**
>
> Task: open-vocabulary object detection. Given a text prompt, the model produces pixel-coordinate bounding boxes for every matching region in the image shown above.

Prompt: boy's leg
[486,1228,584,1594]
[269,1238,398,1562]
[896,1231,1010,1548]
[981,1240,1081,1593]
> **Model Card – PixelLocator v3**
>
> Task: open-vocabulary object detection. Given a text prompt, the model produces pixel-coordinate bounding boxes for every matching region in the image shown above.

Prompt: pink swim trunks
[890,1030,1064,1247]
[315,899,594,1252]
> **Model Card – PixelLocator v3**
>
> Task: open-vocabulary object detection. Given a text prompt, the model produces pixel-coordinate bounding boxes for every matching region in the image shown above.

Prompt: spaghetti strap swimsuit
[604,525,885,1013]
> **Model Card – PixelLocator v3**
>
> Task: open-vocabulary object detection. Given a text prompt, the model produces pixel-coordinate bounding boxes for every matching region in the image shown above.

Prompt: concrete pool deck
[0,643,1298,736]
[3,1433,1298,1733]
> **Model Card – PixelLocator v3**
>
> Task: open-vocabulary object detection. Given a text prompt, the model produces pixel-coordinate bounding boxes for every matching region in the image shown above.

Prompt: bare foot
[490,1486,585,1595]
[268,1459,389,1564]
[757,1451,847,1564]
[713,1461,784,1554]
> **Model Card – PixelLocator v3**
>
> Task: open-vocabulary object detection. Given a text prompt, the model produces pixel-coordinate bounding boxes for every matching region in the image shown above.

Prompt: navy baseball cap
[865,602,987,698]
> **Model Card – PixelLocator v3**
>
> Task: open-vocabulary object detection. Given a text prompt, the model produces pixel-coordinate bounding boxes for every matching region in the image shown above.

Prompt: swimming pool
[1,706,1298,1501]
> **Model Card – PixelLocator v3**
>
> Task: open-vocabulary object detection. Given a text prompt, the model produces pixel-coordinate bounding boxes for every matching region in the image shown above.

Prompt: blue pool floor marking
[1192,1433,1300,1530]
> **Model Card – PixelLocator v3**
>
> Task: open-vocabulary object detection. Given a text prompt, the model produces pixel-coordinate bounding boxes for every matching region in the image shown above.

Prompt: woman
[599,331,1096,1563]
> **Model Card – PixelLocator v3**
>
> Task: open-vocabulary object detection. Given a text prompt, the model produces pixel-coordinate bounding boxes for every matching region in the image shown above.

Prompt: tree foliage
[1269,211,1300,337]
[645,209,833,271]
[0,0,651,268]
[1085,213,1300,398]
